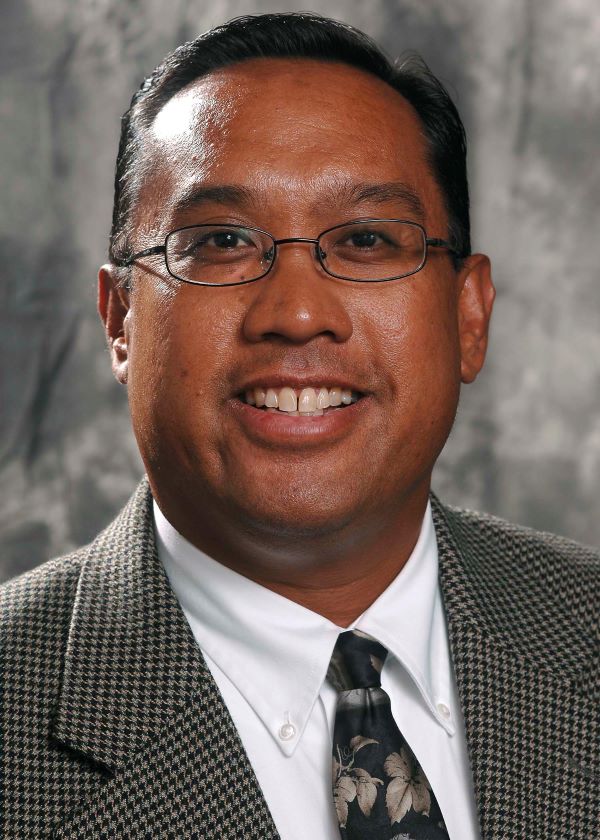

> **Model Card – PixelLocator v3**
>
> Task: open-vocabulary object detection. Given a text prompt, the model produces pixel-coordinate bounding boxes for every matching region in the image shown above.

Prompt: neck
[152,481,430,627]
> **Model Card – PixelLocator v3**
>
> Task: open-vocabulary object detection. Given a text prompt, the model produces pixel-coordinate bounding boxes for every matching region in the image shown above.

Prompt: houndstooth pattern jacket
[1,478,598,839]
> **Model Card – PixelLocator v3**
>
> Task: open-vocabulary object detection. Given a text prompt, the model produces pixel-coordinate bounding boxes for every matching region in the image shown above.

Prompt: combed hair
[110,12,470,269]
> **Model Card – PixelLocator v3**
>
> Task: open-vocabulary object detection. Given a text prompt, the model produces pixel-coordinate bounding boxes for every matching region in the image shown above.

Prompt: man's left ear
[456,254,495,384]
[98,263,131,385]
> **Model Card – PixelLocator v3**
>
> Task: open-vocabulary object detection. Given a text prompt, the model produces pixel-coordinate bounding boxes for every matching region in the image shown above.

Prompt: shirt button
[437,702,451,720]
[278,722,297,741]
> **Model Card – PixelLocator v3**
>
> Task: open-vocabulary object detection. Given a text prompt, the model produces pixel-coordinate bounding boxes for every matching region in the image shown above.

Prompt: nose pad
[262,245,275,265]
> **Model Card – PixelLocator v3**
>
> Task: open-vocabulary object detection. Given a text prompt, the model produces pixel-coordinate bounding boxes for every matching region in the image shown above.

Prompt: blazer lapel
[52,478,279,839]
[432,497,598,840]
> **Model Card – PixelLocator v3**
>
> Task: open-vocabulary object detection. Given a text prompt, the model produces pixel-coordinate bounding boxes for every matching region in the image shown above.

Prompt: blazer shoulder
[0,549,85,651]
[434,498,599,630]
[443,502,599,567]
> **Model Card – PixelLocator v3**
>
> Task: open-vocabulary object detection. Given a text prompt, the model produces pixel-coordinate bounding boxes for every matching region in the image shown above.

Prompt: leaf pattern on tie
[350,735,378,752]
[384,748,432,824]
[333,776,357,828]
[333,736,383,826]
[353,767,383,816]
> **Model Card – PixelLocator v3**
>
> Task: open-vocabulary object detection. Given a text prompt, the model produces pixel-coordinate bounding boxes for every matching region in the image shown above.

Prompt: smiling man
[1,13,598,840]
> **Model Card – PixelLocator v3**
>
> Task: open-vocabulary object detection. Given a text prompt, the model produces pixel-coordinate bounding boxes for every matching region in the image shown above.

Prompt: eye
[334,226,397,251]
[174,227,261,259]
[209,230,249,249]
[348,231,380,248]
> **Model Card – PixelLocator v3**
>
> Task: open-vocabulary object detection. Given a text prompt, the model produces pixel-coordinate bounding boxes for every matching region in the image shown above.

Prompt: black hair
[110,12,470,270]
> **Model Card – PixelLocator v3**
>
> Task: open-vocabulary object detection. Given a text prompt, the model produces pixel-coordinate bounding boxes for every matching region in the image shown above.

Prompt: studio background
[1,0,599,583]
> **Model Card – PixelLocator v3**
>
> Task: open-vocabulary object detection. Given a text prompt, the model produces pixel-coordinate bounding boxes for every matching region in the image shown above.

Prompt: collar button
[437,701,451,720]
[278,722,296,741]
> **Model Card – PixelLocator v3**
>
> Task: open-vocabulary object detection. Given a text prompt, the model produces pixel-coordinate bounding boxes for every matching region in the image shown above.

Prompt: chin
[227,480,364,540]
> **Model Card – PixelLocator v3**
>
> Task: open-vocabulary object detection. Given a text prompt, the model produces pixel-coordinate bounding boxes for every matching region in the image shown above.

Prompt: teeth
[278,387,298,412]
[298,388,317,412]
[244,386,360,412]
[316,387,330,409]
[329,387,342,407]
[265,388,279,408]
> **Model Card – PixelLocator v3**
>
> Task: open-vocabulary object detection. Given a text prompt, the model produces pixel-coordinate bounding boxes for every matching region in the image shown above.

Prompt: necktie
[327,630,449,839]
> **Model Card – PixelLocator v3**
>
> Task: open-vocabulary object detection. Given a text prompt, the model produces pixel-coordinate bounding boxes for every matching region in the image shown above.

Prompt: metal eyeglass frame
[113,219,462,286]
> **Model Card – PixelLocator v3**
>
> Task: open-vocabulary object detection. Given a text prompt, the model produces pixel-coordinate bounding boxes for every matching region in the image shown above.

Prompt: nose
[242,241,353,345]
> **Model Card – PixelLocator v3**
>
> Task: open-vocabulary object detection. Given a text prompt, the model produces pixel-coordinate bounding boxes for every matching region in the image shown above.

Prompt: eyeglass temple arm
[426,237,462,257]
[112,245,166,267]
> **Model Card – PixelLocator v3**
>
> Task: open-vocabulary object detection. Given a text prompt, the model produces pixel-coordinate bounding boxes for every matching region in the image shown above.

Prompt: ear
[456,254,495,384]
[98,263,130,385]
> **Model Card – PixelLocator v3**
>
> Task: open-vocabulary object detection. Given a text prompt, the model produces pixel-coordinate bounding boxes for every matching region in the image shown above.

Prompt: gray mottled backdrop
[2,0,599,582]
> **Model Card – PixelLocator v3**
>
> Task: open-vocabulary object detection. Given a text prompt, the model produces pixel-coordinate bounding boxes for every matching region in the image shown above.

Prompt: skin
[98,58,494,627]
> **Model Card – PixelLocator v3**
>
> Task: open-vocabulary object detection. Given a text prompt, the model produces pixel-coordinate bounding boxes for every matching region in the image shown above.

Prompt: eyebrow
[320,180,427,221]
[170,180,426,220]
[172,184,257,216]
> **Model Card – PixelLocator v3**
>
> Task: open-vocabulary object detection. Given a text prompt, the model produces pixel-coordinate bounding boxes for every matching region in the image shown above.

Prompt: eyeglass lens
[165,221,426,285]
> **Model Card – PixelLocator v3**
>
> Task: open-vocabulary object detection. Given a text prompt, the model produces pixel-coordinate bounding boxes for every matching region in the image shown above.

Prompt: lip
[228,394,371,448]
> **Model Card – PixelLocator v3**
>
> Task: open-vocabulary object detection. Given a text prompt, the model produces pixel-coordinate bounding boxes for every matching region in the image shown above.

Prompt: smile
[240,385,361,416]
[230,380,370,447]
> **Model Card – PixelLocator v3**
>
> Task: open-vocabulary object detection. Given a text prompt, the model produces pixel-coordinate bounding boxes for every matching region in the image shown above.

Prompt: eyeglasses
[114,219,461,286]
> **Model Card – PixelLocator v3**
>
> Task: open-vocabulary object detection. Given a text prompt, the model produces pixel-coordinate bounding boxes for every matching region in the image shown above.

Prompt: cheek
[362,281,461,438]
[126,286,240,447]
[368,278,459,374]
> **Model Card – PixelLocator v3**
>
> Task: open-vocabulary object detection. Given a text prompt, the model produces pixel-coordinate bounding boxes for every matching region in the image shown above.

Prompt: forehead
[137,58,444,231]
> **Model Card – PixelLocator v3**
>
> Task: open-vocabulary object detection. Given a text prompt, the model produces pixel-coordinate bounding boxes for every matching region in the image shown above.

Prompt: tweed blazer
[1,479,598,839]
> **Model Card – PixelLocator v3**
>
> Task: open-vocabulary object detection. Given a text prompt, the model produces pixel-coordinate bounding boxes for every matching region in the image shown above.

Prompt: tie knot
[327,630,388,691]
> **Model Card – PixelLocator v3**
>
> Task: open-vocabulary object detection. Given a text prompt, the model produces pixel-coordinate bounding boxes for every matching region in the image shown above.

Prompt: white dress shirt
[155,500,481,839]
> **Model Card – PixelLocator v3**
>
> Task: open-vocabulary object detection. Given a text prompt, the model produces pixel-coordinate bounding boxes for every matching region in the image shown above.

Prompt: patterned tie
[327,630,449,839]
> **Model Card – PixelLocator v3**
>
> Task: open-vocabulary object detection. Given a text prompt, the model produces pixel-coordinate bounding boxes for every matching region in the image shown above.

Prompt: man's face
[104,59,492,542]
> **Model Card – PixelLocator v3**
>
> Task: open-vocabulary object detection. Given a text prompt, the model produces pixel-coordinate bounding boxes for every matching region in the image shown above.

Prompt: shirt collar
[154,499,453,757]
[353,505,456,735]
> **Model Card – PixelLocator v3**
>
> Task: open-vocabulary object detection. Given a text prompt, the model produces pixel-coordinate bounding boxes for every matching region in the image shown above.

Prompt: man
[1,12,597,840]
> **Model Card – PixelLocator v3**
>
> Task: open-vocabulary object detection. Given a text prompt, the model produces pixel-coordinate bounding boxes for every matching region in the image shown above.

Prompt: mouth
[237,384,363,416]
[228,378,371,447]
